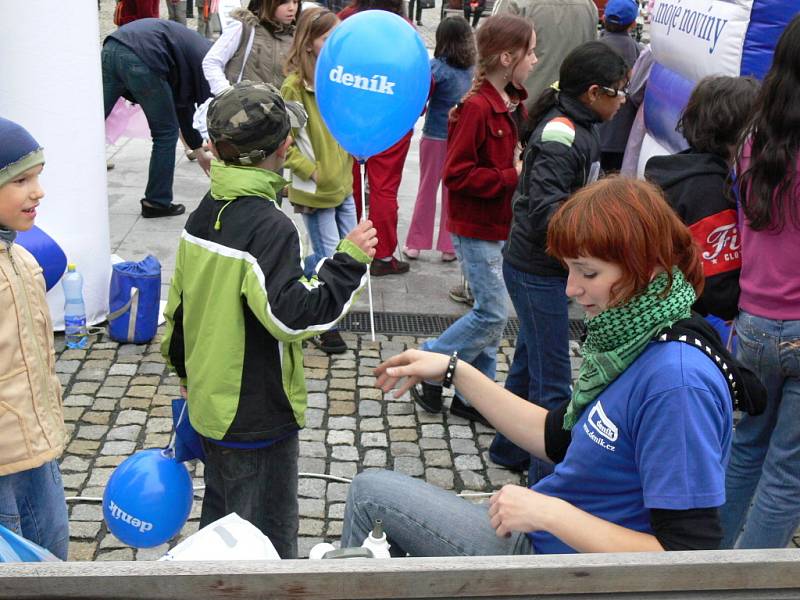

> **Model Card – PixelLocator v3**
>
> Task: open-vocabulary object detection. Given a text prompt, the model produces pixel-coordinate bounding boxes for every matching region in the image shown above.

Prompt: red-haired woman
[340,177,755,556]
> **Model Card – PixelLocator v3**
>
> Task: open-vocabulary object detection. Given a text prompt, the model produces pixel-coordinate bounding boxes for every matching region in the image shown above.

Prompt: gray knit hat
[0,117,44,187]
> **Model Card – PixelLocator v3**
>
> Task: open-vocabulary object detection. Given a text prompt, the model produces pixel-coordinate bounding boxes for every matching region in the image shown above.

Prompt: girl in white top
[203,0,301,94]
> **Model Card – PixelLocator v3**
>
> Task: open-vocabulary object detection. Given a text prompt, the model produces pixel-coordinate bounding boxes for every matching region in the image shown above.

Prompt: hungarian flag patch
[541,117,575,147]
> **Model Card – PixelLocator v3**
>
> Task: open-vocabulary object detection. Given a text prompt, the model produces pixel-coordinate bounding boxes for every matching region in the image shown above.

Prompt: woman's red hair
[547,176,704,306]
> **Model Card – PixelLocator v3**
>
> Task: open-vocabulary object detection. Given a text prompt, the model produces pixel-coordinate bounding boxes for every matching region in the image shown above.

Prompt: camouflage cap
[207,81,306,166]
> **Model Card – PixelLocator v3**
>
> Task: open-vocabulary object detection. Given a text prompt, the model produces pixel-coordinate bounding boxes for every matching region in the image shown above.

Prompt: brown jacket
[224,8,294,89]
[0,242,66,476]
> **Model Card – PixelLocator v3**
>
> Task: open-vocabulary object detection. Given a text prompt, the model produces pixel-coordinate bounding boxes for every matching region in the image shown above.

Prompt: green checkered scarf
[563,269,696,430]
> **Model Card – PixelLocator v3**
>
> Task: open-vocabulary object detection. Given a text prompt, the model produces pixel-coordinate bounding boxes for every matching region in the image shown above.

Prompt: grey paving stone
[425,468,454,489]
[101,441,137,455]
[299,429,325,442]
[87,468,115,488]
[328,416,356,430]
[459,470,487,490]
[97,548,135,561]
[61,472,88,489]
[387,415,416,428]
[109,363,137,376]
[389,442,420,457]
[76,368,108,381]
[97,386,126,398]
[136,544,170,561]
[450,438,479,455]
[70,504,103,522]
[306,379,327,392]
[327,503,345,520]
[387,402,414,415]
[359,418,385,432]
[363,449,387,468]
[307,393,327,409]
[394,456,424,477]
[118,344,146,355]
[56,360,81,374]
[299,498,325,519]
[77,425,108,440]
[487,468,522,488]
[358,400,382,417]
[326,520,344,537]
[92,398,118,411]
[58,373,72,386]
[389,428,418,442]
[424,450,452,467]
[138,362,166,375]
[419,438,448,450]
[70,381,101,394]
[326,482,350,502]
[298,477,327,498]
[60,456,91,472]
[329,462,357,480]
[116,409,148,425]
[107,424,141,441]
[300,441,327,458]
[64,395,94,407]
[69,521,102,540]
[360,432,387,447]
[448,425,474,439]
[477,434,495,449]
[298,458,326,474]
[146,417,173,433]
[331,446,359,461]
[421,424,445,438]
[327,430,355,445]
[300,519,325,536]
[298,537,323,559]
[454,455,483,471]
[305,408,324,428]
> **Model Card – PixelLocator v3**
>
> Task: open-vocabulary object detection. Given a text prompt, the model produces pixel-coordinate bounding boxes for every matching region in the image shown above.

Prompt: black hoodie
[645,150,741,320]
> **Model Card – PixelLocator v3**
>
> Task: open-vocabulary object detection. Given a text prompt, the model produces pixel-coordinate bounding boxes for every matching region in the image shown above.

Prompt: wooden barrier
[1,549,799,599]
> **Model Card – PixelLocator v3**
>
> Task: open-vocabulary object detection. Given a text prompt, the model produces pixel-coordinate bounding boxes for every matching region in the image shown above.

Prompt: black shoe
[140,200,186,218]
[416,20,423,26]
[410,381,443,413]
[312,330,347,354]
[449,395,490,427]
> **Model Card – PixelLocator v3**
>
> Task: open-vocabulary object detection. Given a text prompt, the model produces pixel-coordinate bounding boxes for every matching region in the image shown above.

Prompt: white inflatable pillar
[0,1,111,328]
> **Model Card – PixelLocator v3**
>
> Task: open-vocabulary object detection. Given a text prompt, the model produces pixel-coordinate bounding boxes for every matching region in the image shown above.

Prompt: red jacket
[117,0,159,26]
[444,80,526,241]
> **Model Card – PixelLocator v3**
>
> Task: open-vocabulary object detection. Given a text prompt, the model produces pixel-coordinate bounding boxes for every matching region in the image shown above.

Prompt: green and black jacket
[162,162,369,442]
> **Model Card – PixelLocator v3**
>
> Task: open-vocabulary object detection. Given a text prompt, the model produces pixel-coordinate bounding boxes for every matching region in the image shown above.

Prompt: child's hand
[374,349,450,398]
[345,219,378,258]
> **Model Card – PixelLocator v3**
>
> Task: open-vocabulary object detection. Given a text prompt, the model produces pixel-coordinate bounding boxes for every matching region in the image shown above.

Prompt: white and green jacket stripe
[161,162,369,442]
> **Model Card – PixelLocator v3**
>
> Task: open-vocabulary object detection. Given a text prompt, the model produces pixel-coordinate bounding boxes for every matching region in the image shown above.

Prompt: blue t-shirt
[423,58,474,140]
[529,341,733,554]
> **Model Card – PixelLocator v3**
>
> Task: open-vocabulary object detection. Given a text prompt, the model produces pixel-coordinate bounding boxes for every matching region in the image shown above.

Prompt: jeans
[490,262,571,484]
[302,196,357,277]
[167,0,187,24]
[720,311,800,549]
[102,38,179,208]
[341,470,532,556]
[423,235,508,399]
[200,434,299,558]
[0,460,69,560]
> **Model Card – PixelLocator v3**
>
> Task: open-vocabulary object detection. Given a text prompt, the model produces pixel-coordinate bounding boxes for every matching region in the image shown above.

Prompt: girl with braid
[342,177,756,557]
[409,14,536,424]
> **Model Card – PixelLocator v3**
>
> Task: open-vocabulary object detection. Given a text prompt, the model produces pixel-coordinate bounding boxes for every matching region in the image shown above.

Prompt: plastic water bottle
[62,263,88,349]
[361,519,391,558]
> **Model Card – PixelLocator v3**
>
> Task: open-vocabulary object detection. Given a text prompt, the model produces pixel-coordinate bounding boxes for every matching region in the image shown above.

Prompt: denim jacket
[422,58,474,140]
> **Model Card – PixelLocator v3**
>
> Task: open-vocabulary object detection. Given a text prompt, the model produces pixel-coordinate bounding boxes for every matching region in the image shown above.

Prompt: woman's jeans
[422,235,508,397]
[0,460,69,560]
[720,310,800,549]
[490,262,571,483]
[302,196,357,277]
[102,38,179,208]
[341,470,532,556]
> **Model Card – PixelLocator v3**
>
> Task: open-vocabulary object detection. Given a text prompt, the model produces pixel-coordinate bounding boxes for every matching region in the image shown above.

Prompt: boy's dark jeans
[102,38,179,209]
[200,434,299,559]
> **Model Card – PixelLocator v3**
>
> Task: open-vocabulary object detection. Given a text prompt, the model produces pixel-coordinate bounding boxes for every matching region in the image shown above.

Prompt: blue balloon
[15,225,67,291]
[315,11,431,159]
[103,449,193,548]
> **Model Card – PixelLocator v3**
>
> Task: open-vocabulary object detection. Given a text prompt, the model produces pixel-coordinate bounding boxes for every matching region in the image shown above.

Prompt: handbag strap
[236,25,257,84]
[107,287,140,342]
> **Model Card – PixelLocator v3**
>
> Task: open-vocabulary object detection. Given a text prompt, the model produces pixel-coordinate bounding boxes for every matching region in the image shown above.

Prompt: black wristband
[442,351,458,389]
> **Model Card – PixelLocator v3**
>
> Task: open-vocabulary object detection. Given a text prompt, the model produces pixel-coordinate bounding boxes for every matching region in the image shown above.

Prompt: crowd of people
[1,0,798,563]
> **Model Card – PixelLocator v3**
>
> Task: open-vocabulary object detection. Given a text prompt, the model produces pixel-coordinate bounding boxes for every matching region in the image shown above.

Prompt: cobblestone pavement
[58,327,583,560]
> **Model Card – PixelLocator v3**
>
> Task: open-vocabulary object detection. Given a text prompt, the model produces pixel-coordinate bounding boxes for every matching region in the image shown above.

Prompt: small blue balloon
[103,449,193,548]
[15,225,67,291]
[315,11,431,159]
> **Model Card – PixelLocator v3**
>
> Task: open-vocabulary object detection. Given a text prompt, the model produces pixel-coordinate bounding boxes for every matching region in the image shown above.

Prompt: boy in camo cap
[162,82,377,558]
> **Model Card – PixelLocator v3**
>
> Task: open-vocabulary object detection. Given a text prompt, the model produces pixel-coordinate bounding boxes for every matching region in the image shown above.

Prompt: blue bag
[108,255,161,344]
[0,524,61,563]
[171,398,206,463]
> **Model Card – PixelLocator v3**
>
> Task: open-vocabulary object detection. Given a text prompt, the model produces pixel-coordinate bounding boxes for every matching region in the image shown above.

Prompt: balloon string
[359,159,376,342]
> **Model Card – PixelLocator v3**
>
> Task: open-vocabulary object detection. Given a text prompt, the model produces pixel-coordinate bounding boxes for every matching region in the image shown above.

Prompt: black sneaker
[410,381,443,413]
[140,199,186,218]
[449,395,490,427]
[312,330,347,354]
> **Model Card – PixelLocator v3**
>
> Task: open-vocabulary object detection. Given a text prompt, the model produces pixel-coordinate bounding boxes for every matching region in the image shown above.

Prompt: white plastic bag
[159,513,281,561]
